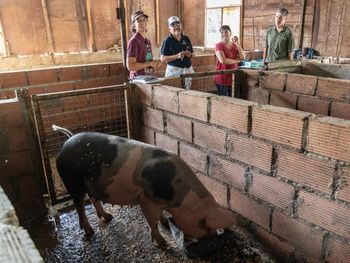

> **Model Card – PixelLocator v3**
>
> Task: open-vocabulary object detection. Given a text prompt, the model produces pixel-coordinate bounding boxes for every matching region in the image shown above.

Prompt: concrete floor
[27,204,278,262]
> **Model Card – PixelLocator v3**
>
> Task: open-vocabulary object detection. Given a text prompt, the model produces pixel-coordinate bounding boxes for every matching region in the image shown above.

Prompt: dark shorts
[216,84,232,97]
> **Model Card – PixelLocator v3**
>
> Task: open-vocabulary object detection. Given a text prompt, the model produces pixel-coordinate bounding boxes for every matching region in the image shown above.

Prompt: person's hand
[184,50,192,58]
[177,51,185,60]
[232,36,239,43]
[149,60,161,68]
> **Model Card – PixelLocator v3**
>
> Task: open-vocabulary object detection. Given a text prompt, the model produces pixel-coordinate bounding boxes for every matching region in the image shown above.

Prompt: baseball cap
[131,10,148,22]
[168,16,181,26]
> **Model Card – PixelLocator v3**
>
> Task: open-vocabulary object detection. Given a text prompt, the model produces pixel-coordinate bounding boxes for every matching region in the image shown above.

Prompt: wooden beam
[86,0,96,51]
[155,0,160,46]
[40,0,55,54]
[298,0,307,49]
[118,0,129,82]
[0,15,9,57]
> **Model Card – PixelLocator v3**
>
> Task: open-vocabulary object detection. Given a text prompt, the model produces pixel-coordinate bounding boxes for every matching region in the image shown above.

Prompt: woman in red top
[214,25,244,96]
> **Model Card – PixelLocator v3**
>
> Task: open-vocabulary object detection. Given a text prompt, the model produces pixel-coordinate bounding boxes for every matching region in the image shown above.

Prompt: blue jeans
[216,84,232,97]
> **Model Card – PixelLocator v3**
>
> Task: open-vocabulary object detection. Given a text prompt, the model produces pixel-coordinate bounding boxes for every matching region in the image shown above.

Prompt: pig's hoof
[84,227,95,237]
[102,213,113,223]
[154,236,167,248]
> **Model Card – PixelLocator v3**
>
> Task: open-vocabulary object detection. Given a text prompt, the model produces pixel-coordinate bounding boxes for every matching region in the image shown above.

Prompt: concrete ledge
[0,187,19,226]
[0,224,43,263]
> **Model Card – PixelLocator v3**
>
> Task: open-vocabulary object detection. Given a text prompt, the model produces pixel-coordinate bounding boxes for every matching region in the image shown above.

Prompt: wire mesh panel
[31,85,130,205]
[179,69,239,97]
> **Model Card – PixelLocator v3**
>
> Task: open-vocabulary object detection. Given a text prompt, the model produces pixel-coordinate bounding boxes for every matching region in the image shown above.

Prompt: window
[205,0,242,48]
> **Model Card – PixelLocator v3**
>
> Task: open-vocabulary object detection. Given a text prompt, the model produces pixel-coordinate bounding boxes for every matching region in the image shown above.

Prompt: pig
[53,124,237,246]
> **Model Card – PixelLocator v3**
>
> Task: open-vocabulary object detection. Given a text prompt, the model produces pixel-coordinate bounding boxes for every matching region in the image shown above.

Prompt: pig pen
[7,79,276,262]
[2,59,350,262]
[137,64,350,263]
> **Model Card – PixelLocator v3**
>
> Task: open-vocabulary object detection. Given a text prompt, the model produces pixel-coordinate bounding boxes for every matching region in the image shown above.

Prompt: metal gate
[29,84,130,205]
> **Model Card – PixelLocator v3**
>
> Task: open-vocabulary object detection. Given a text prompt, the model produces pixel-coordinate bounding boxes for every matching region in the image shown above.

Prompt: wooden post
[86,0,96,51]
[117,0,129,82]
[40,0,55,54]
[298,0,307,49]
[155,0,160,46]
[0,15,10,57]
[17,89,48,209]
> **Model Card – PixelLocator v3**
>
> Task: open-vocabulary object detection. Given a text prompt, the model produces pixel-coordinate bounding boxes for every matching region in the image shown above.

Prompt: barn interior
[1,0,350,262]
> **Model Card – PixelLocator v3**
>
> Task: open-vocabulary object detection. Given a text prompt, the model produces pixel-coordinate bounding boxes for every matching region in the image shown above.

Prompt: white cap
[168,16,181,26]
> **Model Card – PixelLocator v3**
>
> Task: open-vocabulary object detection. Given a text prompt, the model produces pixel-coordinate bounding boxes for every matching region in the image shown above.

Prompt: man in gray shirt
[263,7,295,63]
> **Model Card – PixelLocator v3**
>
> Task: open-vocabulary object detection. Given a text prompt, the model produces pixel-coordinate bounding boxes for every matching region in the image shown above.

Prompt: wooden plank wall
[0,0,349,57]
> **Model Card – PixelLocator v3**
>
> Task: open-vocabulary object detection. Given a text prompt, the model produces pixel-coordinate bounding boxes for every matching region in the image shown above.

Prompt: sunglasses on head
[170,22,181,27]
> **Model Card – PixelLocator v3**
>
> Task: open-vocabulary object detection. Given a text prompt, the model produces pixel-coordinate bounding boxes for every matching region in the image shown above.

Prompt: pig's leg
[73,198,94,236]
[139,200,166,246]
[89,196,113,223]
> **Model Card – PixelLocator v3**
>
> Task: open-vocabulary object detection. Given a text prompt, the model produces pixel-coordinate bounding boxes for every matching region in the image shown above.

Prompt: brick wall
[0,55,216,224]
[239,69,350,120]
[137,83,350,262]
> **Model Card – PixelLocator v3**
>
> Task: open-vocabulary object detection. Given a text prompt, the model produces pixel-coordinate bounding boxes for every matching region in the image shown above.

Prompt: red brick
[58,67,82,81]
[179,90,212,122]
[28,85,47,95]
[196,172,227,207]
[74,79,100,90]
[141,127,155,145]
[250,171,294,210]
[246,86,269,105]
[179,143,207,173]
[142,106,164,131]
[210,96,253,133]
[297,96,329,115]
[252,105,310,148]
[0,102,23,127]
[86,64,110,79]
[227,133,272,171]
[307,116,350,162]
[278,150,335,194]
[193,122,226,154]
[331,102,350,120]
[0,90,16,99]
[0,151,32,179]
[0,126,29,152]
[0,72,28,88]
[286,74,317,95]
[136,83,152,106]
[259,72,286,91]
[326,237,350,263]
[161,77,181,88]
[98,77,120,87]
[109,63,124,76]
[153,85,181,113]
[210,156,246,190]
[230,188,270,229]
[254,225,295,262]
[155,132,178,154]
[27,69,58,85]
[317,78,350,100]
[337,166,350,203]
[272,210,323,261]
[243,69,259,87]
[47,82,75,93]
[200,55,215,66]
[166,113,192,142]
[191,77,215,93]
[270,91,297,109]
[298,191,350,239]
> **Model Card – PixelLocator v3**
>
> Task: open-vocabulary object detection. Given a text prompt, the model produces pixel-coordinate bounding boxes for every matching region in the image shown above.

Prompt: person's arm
[232,37,245,60]
[287,52,293,60]
[215,50,241,65]
[160,52,185,64]
[263,47,267,63]
[127,57,159,71]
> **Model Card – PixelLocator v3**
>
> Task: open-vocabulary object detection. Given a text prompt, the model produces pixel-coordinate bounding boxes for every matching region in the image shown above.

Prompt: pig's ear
[205,207,238,230]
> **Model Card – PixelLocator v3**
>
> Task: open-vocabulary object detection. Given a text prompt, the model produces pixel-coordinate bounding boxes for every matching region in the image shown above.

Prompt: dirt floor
[27,204,279,262]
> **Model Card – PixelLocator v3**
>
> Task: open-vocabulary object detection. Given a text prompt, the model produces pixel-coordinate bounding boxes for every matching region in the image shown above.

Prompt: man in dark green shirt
[263,7,295,63]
